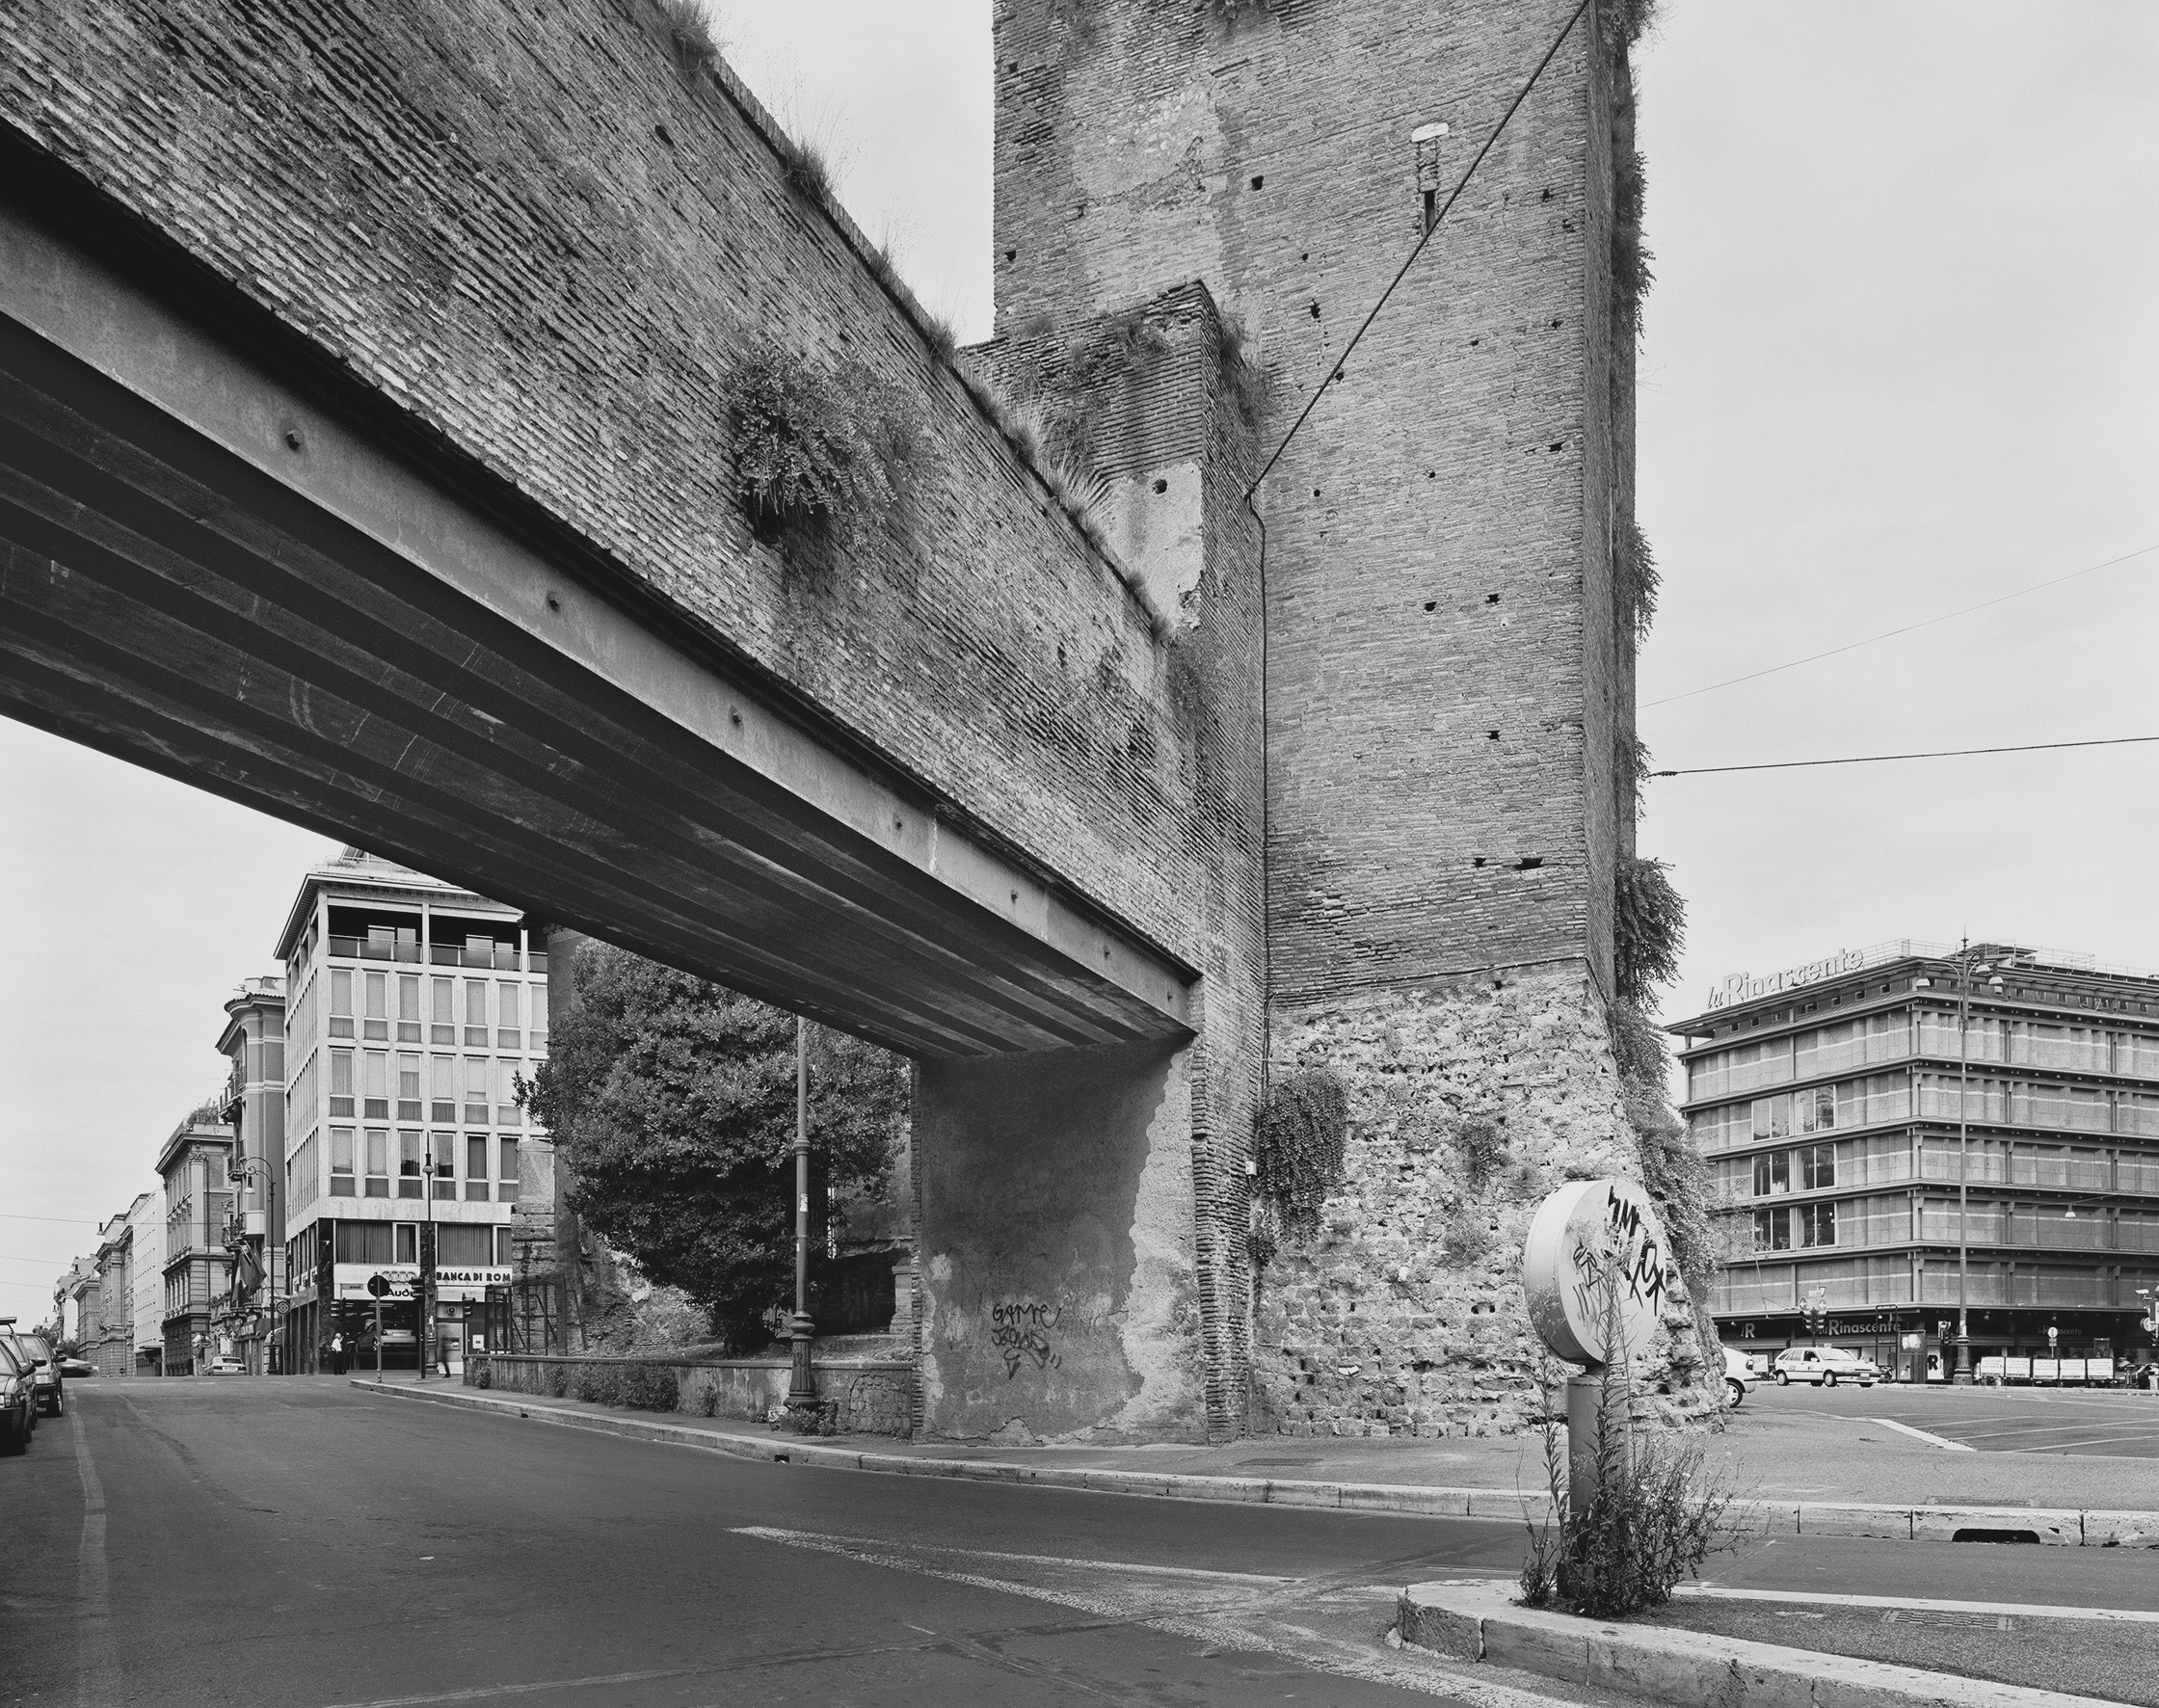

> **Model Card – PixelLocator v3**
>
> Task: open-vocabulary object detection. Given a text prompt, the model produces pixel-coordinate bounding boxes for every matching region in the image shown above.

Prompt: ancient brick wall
[0,0,1215,969]
[993,0,1632,1000]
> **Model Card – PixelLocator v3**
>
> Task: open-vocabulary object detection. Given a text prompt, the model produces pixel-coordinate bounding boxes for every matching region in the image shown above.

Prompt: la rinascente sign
[1705,947,1865,1011]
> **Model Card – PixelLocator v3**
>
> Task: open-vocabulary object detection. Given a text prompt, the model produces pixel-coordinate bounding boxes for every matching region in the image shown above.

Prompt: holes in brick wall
[1423,600,1436,613]
[1003,249,1016,262]
[1516,856,1544,870]
[729,709,742,727]
[545,592,562,612]
[653,121,674,147]
[1426,470,1436,480]
[1250,173,1265,190]
[1056,645,1067,666]
[1550,318,1562,329]
[1542,186,1554,200]
[1485,593,1501,604]
[1471,857,1486,867]
[1548,441,1564,452]
[1153,478,1169,494]
[1308,302,1321,318]
[1470,337,1480,346]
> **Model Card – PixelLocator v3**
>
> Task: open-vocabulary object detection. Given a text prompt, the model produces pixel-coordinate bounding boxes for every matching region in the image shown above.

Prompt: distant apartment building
[53,1258,95,1348]
[217,976,286,1374]
[90,1203,145,1376]
[276,850,547,1374]
[158,1108,235,1375]
[1672,941,2159,1381]
[128,1189,165,1374]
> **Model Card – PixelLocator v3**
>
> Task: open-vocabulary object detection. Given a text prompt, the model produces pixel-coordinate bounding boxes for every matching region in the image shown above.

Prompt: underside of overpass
[0,170,1190,1064]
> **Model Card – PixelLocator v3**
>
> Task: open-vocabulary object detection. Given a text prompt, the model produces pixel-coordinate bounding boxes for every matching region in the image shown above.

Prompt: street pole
[1955,941,1974,1384]
[419,1133,433,1381]
[786,1016,817,1414]
[375,1298,383,1377]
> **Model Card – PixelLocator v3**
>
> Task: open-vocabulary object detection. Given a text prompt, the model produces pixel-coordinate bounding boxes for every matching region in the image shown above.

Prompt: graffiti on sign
[990,1299,1063,1379]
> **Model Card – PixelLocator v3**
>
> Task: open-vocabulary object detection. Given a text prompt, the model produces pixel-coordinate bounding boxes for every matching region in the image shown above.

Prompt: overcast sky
[3,2,2155,1319]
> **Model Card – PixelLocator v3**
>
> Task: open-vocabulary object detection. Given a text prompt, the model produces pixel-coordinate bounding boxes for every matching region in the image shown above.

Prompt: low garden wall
[472,1352,915,1438]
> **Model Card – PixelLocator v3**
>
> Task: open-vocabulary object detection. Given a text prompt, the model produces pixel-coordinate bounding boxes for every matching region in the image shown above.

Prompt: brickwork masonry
[1252,963,1719,1437]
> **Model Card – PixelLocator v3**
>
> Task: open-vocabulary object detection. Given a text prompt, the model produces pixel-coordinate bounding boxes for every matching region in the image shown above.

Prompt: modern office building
[1671,941,2159,1380]
[217,976,286,1374]
[157,1108,235,1375]
[276,850,547,1374]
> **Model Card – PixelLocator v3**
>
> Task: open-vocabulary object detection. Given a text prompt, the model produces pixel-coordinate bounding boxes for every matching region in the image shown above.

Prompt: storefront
[332,1263,511,1373]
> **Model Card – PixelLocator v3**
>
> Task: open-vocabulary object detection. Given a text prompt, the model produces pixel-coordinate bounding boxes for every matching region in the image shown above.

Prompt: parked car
[1772,1346,1880,1388]
[0,1337,35,1454]
[0,1320,57,1417]
[205,1357,247,1374]
[56,1355,93,1379]
[1722,1346,1756,1407]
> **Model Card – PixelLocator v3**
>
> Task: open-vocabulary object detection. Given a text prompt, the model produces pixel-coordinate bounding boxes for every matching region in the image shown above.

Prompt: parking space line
[1869,1418,1977,1452]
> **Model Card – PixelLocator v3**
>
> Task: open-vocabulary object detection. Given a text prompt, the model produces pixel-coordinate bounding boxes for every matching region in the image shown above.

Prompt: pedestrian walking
[331,1331,345,1375]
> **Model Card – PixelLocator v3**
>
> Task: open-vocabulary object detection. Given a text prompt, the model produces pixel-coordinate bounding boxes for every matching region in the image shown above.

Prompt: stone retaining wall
[478,1352,915,1439]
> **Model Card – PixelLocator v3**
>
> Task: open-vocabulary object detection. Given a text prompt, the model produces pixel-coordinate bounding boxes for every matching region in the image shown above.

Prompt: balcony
[327,935,423,964]
[430,942,521,971]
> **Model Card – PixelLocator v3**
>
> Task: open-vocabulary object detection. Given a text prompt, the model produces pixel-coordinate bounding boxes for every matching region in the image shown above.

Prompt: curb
[1397,1580,2116,1708]
[347,1381,2159,1544]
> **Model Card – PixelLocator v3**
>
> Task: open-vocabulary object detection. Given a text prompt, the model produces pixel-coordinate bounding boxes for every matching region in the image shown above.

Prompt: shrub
[1452,1113,1507,1188]
[616,1362,684,1413]
[1613,520,1658,645]
[725,351,918,548]
[1254,1068,1349,1241]
[1520,1330,1743,1616]
[650,0,721,73]
[466,1352,492,1391]
[1613,853,1684,1011]
[778,136,832,205]
[1613,148,1653,334]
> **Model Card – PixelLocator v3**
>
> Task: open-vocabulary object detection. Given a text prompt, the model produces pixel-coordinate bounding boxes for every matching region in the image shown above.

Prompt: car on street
[1772,1346,1880,1388]
[206,1356,247,1374]
[1722,1346,1756,1407]
[0,1319,59,1417]
[0,1336,36,1454]
[56,1354,93,1379]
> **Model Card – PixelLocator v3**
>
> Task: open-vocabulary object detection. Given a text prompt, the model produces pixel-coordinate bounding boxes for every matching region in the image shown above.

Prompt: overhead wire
[1653,733,2159,778]
[1643,543,2159,709]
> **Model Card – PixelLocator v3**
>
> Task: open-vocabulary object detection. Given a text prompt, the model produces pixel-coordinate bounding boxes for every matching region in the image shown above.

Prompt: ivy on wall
[1614,853,1684,1012]
[1253,1067,1349,1243]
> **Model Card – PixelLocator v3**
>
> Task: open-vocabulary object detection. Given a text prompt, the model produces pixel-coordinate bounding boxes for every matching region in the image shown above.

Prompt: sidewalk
[351,1374,2159,1538]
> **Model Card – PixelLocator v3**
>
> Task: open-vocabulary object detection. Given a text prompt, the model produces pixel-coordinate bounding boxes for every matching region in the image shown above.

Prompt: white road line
[729,1531,1298,1587]
[1679,1585,2159,1624]
[1869,1417,1978,1452]
[67,1409,120,1708]
[2015,1431,2159,1453]
[729,1527,1568,1706]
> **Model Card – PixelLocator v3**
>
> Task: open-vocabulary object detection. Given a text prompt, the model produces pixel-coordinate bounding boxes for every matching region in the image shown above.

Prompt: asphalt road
[1747,1379,2159,1456]
[15,1380,2159,1708]
[2,1378,1570,1708]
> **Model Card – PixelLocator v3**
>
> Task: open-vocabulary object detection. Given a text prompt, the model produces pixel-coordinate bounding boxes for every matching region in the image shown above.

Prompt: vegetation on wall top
[725,351,920,551]
[1613,853,1684,1012]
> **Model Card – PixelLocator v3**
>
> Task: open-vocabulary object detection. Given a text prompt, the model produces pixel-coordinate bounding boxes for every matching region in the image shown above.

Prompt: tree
[521,943,906,1352]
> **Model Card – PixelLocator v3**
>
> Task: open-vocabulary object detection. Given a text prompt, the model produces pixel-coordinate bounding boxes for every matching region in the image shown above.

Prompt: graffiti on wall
[990,1299,1064,1379]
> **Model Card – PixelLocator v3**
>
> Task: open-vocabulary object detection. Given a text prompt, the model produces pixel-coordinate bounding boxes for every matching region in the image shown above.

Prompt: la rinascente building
[1669,941,2159,1381]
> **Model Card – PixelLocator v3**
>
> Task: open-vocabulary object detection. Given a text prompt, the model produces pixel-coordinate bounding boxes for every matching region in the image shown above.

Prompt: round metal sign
[1521,1178,1680,1367]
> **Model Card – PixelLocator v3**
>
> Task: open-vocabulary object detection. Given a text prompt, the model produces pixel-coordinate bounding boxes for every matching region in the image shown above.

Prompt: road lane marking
[67,1409,120,1708]
[729,1527,1568,1706]
[1869,1418,1977,1452]
[730,1530,1298,1587]
[1680,1585,2159,1623]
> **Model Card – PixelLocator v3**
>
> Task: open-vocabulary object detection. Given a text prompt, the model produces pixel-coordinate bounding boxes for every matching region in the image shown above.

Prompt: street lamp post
[786,1016,817,1416]
[1951,943,2006,1386]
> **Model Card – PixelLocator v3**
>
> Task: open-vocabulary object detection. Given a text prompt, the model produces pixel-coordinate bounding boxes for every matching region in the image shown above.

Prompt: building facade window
[364,972,388,1040]
[363,1128,389,1197]
[397,1053,423,1122]
[465,980,489,1047]
[330,1050,355,1118]
[432,977,456,1046]
[362,1052,389,1120]
[497,981,521,1050]
[330,1126,356,1196]
[398,1131,423,1198]
[330,969,354,1038]
[398,974,422,1043]
[499,1135,520,1202]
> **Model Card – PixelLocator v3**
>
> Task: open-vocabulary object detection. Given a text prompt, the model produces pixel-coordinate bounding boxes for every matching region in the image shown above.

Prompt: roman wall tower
[992,0,1709,1432]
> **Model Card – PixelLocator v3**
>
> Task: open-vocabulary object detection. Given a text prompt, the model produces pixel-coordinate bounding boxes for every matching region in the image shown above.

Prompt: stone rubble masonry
[1256,964,1717,1435]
